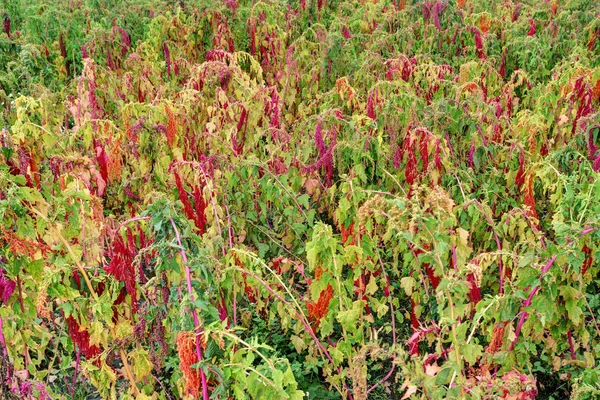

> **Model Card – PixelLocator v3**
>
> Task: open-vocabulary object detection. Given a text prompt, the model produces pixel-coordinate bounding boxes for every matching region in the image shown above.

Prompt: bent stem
[169,218,209,400]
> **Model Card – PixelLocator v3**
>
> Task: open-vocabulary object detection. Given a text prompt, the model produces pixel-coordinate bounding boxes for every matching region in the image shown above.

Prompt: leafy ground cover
[1,0,600,399]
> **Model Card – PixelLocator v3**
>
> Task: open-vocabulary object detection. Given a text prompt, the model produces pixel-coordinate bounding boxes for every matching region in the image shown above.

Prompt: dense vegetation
[1,0,600,398]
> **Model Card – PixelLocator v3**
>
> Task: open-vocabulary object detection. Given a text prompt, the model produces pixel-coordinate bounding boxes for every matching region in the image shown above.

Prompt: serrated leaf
[129,347,152,380]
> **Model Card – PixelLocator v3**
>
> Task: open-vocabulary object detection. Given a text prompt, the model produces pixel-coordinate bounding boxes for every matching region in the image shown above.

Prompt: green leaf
[460,343,483,365]
[290,335,306,353]
[565,300,582,326]
[336,301,363,331]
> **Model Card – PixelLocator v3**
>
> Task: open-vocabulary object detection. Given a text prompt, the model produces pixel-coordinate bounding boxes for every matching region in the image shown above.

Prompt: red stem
[115,215,150,233]
[580,227,595,236]
[509,255,557,350]
[16,276,29,369]
[225,204,237,327]
[169,218,209,400]
[72,349,81,396]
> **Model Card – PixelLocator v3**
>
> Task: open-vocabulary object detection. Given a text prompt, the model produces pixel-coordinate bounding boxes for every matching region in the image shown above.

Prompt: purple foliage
[117,26,130,56]
[269,89,281,129]
[224,0,238,13]
[342,26,352,39]
[0,268,15,304]
[470,27,485,59]
[367,90,377,119]
[106,47,115,70]
[305,123,336,187]
[421,2,432,20]
[432,2,447,31]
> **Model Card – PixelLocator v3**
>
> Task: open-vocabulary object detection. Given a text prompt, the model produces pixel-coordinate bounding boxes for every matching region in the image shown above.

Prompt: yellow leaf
[425,362,442,376]
[129,347,153,380]
[401,385,418,399]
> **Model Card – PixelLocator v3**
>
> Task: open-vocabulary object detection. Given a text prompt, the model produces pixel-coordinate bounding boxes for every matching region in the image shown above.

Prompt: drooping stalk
[169,218,209,400]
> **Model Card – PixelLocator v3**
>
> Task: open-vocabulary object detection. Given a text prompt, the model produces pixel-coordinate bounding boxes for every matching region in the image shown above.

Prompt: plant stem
[466,200,504,294]
[0,317,7,357]
[367,258,398,394]
[231,266,349,396]
[169,218,209,400]
[509,255,557,350]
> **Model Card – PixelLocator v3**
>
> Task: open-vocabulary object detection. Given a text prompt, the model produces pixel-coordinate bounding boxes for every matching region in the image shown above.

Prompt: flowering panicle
[306,284,333,328]
[163,42,171,77]
[432,1,446,31]
[527,19,536,36]
[165,105,177,147]
[66,316,102,359]
[486,324,505,354]
[471,27,485,59]
[303,123,337,187]
[524,177,538,221]
[173,169,208,234]
[105,228,144,314]
[176,332,206,398]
